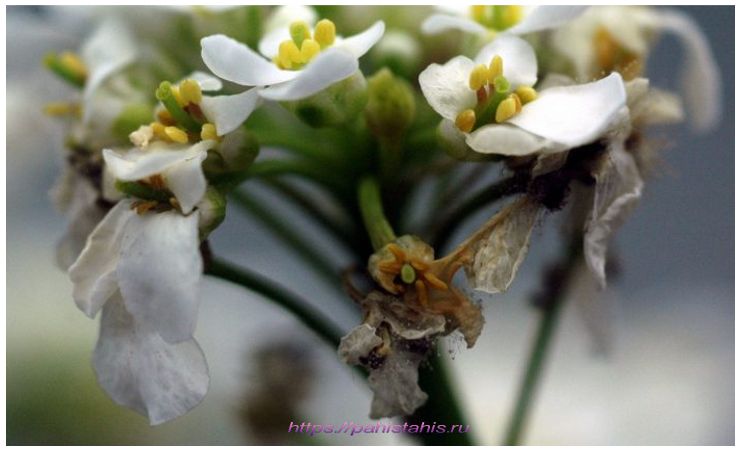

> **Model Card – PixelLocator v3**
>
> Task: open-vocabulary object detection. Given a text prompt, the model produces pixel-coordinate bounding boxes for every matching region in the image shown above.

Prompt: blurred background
[6,5,734,445]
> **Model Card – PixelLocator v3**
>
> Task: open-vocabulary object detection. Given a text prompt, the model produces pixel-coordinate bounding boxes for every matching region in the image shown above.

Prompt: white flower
[422,5,587,37]
[419,35,627,156]
[68,199,207,424]
[550,6,721,132]
[199,11,384,132]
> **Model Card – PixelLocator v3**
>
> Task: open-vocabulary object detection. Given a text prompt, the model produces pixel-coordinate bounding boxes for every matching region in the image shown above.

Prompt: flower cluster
[42,5,720,426]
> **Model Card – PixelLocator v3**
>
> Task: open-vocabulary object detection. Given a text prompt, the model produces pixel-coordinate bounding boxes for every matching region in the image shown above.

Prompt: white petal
[93,294,209,425]
[651,8,722,132]
[200,89,262,136]
[185,71,223,92]
[337,21,385,58]
[460,198,541,294]
[165,149,209,214]
[418,56,477,121]
[68,200,134,317]
[505,6,588,35]
[104,140,215,182]
[466,123,565,156]
[117,210,203,343]
[200,34,298,87]
[56,200,108,270]
[368,346,428,419]
[258,27,291,59]
[421,14,487,35]
[81,19,137,124]
[584,145,643,288]
[475,35,538,87]
[509,72,626,147]
[337,324,383,366]
[258,48,359,101]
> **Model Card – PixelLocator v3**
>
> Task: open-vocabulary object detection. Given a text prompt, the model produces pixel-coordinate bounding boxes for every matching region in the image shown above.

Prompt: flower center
[469,5,524,32]
[454,55,538,133]
[273,19,337,70]
[593,26,643,81]
[376,243,450,308]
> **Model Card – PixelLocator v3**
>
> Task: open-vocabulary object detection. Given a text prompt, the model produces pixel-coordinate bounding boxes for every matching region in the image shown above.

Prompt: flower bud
[197,186,226,239]
[365,68,416,141]
[203,128,260,177]
[281,71,368,128]
[370,30,421,78]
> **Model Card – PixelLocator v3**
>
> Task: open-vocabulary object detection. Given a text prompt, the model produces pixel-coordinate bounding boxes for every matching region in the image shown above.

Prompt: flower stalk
[357,176,397,251]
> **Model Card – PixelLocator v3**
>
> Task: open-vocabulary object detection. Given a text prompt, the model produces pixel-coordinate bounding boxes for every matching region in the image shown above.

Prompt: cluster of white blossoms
[43,5,720,425]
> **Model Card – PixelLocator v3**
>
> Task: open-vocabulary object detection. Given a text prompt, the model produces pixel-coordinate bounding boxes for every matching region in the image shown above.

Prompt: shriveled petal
[186,70,223,92]
[475,35,538,87]
[81,19,137,124]
[337,21,386,58]
[93,294,209,425]
[458,198,542,294]
[466,123,565,156]
[165,148,210,214]
[421,14,487,35]
[368,346,428,419]
[200,89,262,136]
[651,8,721,132]
[506,6,588,35]
[201,34,298,87]
[509,72,626,147]
[258,48,358,101]
[68,200,134,317]
[418,56,477,121]
[584,145,644,288]
[337,324,383,366]
[103,140,214,182]
[117,210,203,343]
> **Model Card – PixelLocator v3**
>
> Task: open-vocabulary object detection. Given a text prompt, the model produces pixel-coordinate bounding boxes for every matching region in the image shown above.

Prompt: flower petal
[117,210,203,344]
[421,13,488,35]
[651,8,721,132]
[56,200,108,270]
[509,72,626,147]
[258,48,359,101]
[103,140,214,182]
[419,56,477,121]
[336,21,385,58]
[93,294,209,425]
[584,145,643,288]
[258,27,292,59]
[466,123,565,156]
[68,200,134,317]
[475,34,537,87]
[165,148,210,214]
[200,88,262,136]
[505,6,588,35]
[368,344,428,419]
[201,34,298,87]
[186,70,223,92]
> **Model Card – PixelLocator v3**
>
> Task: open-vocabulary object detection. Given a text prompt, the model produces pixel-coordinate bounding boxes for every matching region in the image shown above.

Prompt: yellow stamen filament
[410,260,429,271]
[43,102,80,116]
[200,123,218,141]
[157,109,175,126]
[386,243,406,261]
[314,19,336,48]
[455,109,476,133]
[377,261,402,273]
[300,39,321,62]
[179,79,202,105]
[415,280,429,307]
[515,86,537,104]
[488,55,503,83]
[164,126,188,143]
[423,272,448,291]
[495,97,518,123]
[151,122,169,140]
[134,200,158,215]
[469,64,490,91]
[59,51,88,79]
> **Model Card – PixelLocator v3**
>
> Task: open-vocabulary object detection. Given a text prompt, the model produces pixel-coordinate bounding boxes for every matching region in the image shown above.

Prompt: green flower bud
[370,30,422,79]
[197,186,227,240]
[281,71,368,128]
[203,128,260,178]
[365,68,416,141]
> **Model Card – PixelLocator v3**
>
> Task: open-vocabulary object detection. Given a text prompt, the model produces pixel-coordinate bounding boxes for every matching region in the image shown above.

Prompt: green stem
[357,176,397,250]
[230,190,339,286]
[502,238,581,445]
[205,257,343,347]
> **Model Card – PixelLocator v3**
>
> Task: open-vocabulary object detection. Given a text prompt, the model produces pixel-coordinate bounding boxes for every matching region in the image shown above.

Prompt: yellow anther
[200,123,218,141]
[470,5,487,23]
[488,55,503,82]
[290,20,311,45]
[170,85,186,107]
[469,64,490,91]
[509,93,522,113]
[151,122,169,140]
[278,40,303,68]
[164,126,189,143]
[514,86,537,104]
[59,51,88,79]
[300,38,321,63]
[501,6,524,29]
[314,19,336,48]
[43,102,80,117]
[455,109,476,133]
[179,79,202,105]
[495,97,518,123]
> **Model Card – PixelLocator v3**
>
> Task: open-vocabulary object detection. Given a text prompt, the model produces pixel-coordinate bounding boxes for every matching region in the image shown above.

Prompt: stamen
[164,126,188,144]
[290,21,311,46]
[488,55,503,82]
[179,79,202,105]
[514,86,537,104]
[423,272,449,291]
[410,260,429,271]
[510,93,522,113]
[455,109,476,133]
[415,280,429,307]
[377,261,402,273]
[151,122,169,140]
[278,40,303,69]
[470,5,486,23]
[495,97,518,123]
[134,200,158,215]
[314,19,336,48]
[157,109,176,126]
[43,102,80,117]
[170,85,186,107]
[386,243,406,261]
[200,123,218,141]
[400,263,417,284]
[59,51,88,79]
[300,39,321,62]
[469,64,490,91]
